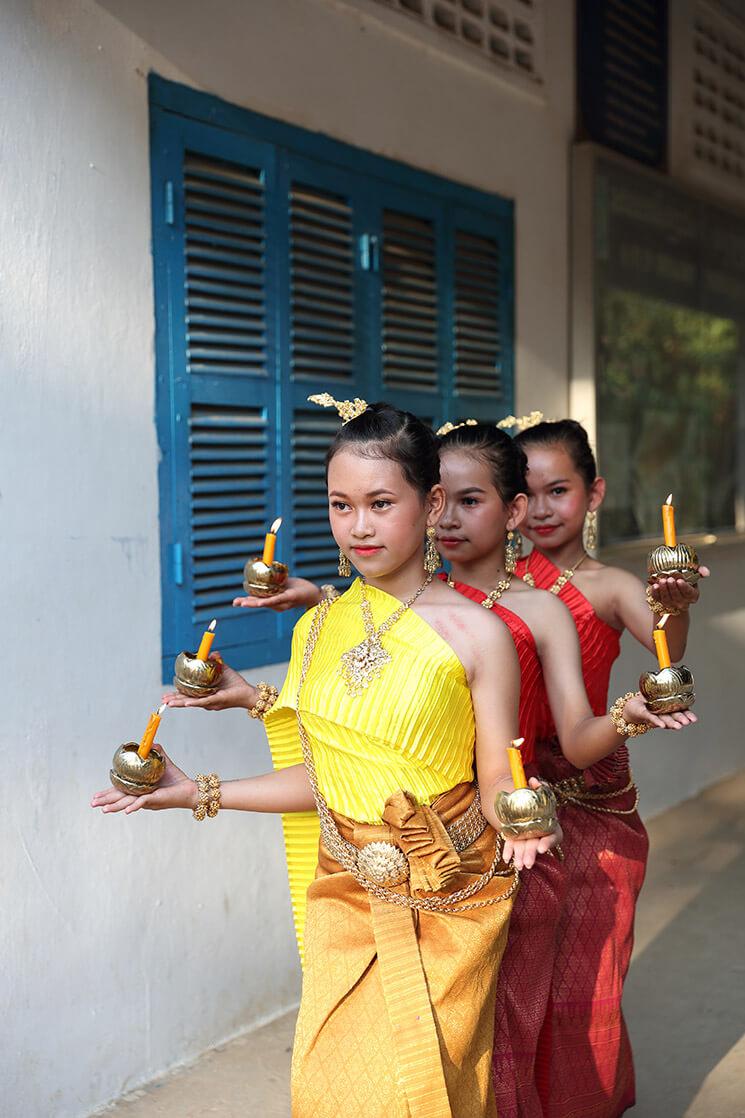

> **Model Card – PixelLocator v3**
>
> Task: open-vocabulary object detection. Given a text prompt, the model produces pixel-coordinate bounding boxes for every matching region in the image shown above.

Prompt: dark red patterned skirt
[534,739,649,1118]
[492,763,569,1118]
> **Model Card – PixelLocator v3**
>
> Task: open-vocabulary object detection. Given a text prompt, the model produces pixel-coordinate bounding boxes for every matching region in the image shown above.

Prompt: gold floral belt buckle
[356,841,410,887]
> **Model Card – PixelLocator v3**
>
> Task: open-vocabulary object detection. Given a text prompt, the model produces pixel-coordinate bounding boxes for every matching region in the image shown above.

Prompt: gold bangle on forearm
[193,772,221,820]
[248,682,279,720]
[645,585,683,616]
[609,692,651,738]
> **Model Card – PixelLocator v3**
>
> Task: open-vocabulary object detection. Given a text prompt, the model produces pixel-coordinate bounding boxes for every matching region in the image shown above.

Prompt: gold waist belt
[553,774,640,816]
[323,783,518,912]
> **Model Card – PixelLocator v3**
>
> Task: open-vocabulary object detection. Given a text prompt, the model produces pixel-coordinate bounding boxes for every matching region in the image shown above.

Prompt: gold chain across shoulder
[296,598,519,911]
[447,570,513,608]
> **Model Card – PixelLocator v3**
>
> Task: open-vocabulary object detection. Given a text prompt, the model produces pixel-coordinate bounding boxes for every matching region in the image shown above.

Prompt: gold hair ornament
[495,410,545,432]
[308,393,368,424]
[435,419,478,437]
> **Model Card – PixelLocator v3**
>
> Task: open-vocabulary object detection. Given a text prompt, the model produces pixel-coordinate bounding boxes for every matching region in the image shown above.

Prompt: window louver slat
[189,404,268,622]
[292,411,341,581]
[290,184,355,381]
[382,210,438,391]
[184,152,266,379]
[453,229,502,396]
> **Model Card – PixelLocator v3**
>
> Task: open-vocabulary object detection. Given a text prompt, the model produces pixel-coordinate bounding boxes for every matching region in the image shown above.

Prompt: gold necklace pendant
[339,634,393,696]
[339,573,433,696]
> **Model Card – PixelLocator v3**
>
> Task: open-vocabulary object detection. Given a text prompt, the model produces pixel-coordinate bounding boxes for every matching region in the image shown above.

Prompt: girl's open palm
[90,750,196,815]
[161,658,255,711]
[232,577,321,612]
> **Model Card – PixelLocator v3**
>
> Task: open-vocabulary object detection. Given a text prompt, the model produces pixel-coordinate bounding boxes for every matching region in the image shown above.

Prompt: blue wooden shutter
[277,156,371,603]
[444,207,514,424]
[152,115,284,678]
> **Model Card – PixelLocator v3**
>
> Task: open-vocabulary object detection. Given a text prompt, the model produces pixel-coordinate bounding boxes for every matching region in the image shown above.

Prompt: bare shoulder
[575,561,645,627]
[588,563,644,599]
[418,580,515,677]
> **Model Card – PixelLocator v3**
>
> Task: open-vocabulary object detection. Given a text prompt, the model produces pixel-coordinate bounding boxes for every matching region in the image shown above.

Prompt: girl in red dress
[434,421,696,1118]
[512,419,708,1118]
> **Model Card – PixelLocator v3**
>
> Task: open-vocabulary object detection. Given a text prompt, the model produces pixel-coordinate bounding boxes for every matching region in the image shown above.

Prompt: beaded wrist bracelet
[609,692,651,738]
[193,773,221,821]
[249,682,279,721]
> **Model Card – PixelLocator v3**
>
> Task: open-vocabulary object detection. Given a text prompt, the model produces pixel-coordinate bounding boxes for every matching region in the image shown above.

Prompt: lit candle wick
[138,704,167,760]
[506,737,528,790]
[662,494,676,547]
[196,618,217,661]
[262,517,282,566]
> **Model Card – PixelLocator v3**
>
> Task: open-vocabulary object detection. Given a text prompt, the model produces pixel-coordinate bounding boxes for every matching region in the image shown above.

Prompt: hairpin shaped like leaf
[308,393,369,424]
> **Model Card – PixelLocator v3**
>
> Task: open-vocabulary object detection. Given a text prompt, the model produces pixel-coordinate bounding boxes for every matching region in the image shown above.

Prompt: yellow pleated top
[264,579,475,959]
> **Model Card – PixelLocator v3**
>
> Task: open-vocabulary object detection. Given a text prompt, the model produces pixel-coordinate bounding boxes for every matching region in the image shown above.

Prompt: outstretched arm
[537,594,697,771]
[91,753,315,816]
[612,567,709,663]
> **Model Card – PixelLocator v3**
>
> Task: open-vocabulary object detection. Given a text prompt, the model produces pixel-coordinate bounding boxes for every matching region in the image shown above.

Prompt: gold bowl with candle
[243,558,289,598]
[110,743,166,796]
[173,651,224,698]
[647,543,700,585]
[494,783,559,840]
[639,665,696,715]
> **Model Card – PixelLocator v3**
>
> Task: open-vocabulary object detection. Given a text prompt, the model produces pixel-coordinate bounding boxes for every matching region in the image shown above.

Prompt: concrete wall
[1,1,575,1114]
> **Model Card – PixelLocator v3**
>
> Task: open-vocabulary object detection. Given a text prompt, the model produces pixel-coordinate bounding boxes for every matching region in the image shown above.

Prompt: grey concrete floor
[101,771,745,1118]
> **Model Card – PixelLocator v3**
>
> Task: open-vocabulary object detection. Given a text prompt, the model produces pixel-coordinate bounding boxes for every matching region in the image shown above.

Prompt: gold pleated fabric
[292,783,516,1118]
[263,579,476,958]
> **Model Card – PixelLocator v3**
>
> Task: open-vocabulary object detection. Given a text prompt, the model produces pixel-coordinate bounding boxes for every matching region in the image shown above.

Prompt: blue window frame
[150,75,514,678]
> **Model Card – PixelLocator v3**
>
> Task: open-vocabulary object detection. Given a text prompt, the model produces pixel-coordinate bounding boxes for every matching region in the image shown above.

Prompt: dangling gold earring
[505,529,518,575]
[338,547,352,578]
[583,510,598,553]
[425,526,441,574]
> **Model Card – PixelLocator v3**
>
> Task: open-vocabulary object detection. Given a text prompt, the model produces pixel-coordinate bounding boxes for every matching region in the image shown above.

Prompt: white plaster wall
[0,3,299,1116]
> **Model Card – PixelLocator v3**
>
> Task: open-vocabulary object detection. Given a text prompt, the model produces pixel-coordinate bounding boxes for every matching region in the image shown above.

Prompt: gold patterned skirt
[291,782,517,1118]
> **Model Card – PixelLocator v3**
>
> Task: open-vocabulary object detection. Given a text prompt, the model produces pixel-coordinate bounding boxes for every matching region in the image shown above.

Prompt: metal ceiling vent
[370,0,544,85]
[673,1,745,198]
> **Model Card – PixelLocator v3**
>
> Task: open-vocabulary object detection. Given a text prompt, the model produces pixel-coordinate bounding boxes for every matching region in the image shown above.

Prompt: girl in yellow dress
[93,400,561,1118]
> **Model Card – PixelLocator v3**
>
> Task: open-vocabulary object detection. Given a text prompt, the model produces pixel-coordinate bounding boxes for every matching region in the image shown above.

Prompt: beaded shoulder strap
[294,601,518,911]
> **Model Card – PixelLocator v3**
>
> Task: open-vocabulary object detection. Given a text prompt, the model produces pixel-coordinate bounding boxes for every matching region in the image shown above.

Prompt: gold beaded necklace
[447,569,513,610]
[522,551,588,594]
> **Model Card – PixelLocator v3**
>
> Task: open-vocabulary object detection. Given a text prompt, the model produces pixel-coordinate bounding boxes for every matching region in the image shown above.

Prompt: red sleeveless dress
[443,575,567,1118]
[516,551,649,1118]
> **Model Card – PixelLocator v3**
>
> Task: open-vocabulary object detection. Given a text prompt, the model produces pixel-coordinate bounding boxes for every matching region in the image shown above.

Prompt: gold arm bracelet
[645,585,683,616]
[249,682,279,720]
[609,692,652,738]
[193,772,221,821]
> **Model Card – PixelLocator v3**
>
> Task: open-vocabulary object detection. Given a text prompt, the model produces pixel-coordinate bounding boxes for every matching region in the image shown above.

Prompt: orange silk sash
[291,783,517,1118]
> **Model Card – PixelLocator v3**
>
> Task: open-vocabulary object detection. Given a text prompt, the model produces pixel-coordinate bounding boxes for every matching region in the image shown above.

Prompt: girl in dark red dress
[434,422,696,1118]
[512,419,708,1118]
